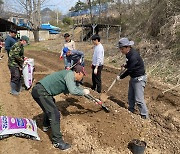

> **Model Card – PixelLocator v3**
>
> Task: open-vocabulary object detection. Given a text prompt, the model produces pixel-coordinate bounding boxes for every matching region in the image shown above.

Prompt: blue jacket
[66,50,84,67]
[5,35,18,55]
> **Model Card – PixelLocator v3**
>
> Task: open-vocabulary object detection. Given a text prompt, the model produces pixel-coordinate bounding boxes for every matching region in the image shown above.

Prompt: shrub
[62,17,73,25]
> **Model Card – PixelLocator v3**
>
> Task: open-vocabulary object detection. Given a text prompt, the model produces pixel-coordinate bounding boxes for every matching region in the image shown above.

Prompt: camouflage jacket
[8,42,24,68]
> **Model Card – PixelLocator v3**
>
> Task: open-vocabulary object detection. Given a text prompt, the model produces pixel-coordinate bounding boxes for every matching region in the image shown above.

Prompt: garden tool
[154,84,180,100]
[84,94,110,113]
[100,68,127,102]
[69,60,82,70]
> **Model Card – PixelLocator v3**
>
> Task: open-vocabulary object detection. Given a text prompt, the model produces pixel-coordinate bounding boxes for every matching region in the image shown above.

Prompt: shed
[0,18,28,32]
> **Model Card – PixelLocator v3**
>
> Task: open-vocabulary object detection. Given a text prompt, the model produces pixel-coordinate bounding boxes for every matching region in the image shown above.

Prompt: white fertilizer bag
[0,116,40,140]
[23,58,34,89]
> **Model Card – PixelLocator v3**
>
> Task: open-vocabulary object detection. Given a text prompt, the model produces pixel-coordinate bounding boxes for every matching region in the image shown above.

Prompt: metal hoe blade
[85,94,110,113]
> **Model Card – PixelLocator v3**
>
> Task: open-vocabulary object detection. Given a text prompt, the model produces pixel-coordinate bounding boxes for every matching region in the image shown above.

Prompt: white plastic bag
[0,116,40,140]
[23,58,34,89]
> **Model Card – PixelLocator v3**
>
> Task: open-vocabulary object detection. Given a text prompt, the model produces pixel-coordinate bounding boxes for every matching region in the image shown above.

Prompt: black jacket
[120,48,145,79]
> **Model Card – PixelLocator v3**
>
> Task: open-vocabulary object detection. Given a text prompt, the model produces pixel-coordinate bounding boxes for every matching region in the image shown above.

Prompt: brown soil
[0,47,179,154]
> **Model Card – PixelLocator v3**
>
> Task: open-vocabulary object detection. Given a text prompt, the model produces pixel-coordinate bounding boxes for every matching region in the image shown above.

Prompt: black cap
[9,29,17,34]
[64,33,70,38]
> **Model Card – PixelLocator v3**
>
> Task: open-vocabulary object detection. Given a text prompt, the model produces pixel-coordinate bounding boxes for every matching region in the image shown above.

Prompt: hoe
[84,94,110,113]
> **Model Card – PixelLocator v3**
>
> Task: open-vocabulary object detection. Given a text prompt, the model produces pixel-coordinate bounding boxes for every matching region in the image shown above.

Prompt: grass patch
[169,42,180,61]
[149,63,179,85]
[25,42,47,51]
[134,37,142,44]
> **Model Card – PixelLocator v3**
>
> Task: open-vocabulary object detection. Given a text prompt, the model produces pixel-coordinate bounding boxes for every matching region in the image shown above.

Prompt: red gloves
[59,56,63,60]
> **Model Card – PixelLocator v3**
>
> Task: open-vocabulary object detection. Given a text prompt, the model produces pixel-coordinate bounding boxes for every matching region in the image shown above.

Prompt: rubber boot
[16,81,21,92]
[17,79,26,92]
[10,82,19,95]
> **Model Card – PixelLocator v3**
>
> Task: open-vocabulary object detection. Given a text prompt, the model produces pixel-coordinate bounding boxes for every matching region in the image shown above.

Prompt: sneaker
[20,86,26,92]
[141,115,149,119]
[42,126,50,132]
[91,86,95,91]
[53,140,71,150]
[10,91,19,96]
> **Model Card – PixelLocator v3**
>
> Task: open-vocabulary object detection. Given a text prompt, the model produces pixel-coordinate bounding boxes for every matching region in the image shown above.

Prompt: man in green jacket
[8,35,29,95]
[31,64,90,151]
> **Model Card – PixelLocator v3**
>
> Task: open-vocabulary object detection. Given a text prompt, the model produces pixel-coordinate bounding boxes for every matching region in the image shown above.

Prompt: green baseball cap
[21,35,29,44]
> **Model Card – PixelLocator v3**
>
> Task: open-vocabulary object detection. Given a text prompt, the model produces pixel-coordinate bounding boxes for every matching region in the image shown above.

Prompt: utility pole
[57,11,58,25]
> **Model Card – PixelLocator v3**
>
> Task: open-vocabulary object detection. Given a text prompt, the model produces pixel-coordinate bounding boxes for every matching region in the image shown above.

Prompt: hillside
[69,0,180,85]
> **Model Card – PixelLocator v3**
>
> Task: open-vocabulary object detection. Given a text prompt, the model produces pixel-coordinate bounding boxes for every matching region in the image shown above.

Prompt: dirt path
[0,50,179,154]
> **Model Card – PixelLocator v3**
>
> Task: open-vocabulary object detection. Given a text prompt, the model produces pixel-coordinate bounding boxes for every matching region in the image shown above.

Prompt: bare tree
[0,0,3,15]
[14,0,47,42]
[87,0,93,23]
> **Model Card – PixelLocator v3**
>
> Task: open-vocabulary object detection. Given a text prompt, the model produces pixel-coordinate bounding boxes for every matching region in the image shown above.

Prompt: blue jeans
[63,55,68,69]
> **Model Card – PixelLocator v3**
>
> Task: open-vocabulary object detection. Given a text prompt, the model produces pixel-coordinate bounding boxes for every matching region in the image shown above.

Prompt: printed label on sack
[0,116,40,140]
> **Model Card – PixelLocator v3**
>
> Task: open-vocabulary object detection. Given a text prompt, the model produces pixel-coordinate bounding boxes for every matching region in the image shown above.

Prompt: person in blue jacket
[5,29,18,57]
[65,47,84,70]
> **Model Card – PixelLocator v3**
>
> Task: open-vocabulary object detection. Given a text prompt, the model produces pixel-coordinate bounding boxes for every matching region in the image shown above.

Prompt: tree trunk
[88,0,93,24]
[32,0,41,42]
[98,0,101,24]
[33,30,39,42]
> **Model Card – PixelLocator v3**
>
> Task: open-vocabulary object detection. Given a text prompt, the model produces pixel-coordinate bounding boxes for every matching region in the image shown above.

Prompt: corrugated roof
[0,18,28,32]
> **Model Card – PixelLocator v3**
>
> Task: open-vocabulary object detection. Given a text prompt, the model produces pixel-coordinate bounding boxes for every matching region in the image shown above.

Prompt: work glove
[121,64,126,68]
[116,75,121,81]
[59,56,63,60]
[94,68,98,75]
[23,61,28,66]
[79,58,82,64]
[83,89,90,95]
[24,57,28,61]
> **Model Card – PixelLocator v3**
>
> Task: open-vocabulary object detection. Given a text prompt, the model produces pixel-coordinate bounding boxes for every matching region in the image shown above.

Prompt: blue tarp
[49,30,60,34]
[40,24,60,31]
[40,24,60,34]
[69,3,108,17]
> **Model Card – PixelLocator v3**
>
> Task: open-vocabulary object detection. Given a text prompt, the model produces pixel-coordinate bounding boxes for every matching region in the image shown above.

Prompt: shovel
[100,68,127,102]
[154,84,180,100]
[84,94,110,113]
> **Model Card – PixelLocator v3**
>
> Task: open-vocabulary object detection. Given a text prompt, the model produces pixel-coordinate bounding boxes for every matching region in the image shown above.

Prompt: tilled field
[0,49,179,154]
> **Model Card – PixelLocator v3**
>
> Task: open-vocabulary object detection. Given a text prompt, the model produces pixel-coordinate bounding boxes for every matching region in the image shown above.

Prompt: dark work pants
[92,65,103,93]
[31,83,62,143]
[9,66,22,92]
